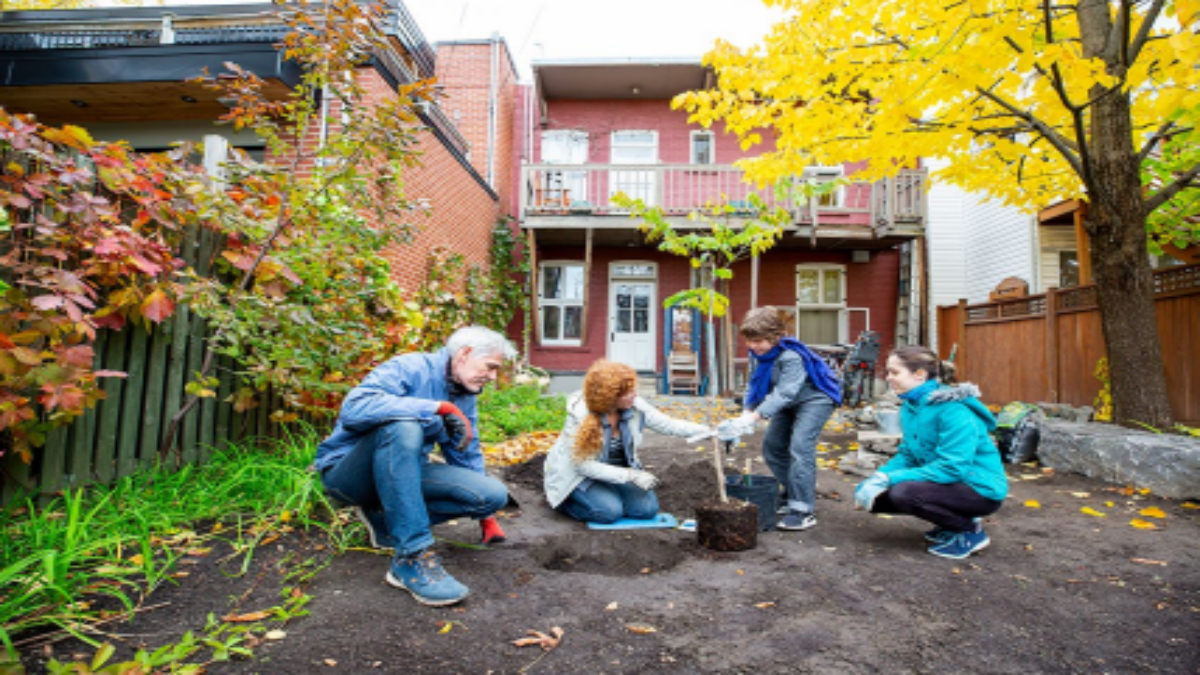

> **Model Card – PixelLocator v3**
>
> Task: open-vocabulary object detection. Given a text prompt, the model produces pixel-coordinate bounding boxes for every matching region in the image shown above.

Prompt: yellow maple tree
[677,0,1199,428]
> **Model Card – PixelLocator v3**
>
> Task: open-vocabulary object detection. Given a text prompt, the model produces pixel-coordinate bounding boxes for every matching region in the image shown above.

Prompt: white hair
[446,325,517,360]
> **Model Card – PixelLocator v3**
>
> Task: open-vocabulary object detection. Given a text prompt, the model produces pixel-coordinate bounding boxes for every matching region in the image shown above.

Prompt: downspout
[486,32,500,186]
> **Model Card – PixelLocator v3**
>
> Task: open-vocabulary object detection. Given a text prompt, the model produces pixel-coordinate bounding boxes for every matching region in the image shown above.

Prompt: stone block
[1038,420,1200,500]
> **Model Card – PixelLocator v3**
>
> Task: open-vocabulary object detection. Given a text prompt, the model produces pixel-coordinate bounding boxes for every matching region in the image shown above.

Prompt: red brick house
[0,2,512,295]
[516,58,929,392]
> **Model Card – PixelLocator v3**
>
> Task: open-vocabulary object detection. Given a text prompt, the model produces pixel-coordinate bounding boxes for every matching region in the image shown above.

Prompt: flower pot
[696,500,758,552]
[725,474,780,532]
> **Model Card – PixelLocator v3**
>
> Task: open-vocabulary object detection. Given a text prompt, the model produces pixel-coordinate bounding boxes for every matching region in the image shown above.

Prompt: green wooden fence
[1,224,323,504]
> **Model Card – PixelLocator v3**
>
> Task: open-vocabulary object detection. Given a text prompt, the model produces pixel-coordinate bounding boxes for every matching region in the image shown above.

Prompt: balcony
[519,163,928,242]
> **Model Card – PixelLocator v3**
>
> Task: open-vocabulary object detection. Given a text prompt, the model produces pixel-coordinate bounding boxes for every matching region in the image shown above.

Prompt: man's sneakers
[777,510,817,531]
[927,528,990,559]
[352,506,398,550]
[386,549,470,606]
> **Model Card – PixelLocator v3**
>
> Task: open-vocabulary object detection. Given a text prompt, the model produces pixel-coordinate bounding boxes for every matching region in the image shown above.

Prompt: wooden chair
[667,350,701,395]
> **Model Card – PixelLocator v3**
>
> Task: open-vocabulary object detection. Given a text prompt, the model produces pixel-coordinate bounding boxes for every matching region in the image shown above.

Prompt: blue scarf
[745,337,842,408]
[899,379,937,403]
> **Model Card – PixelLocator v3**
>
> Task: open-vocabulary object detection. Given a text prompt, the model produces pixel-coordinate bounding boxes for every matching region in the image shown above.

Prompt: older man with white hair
[315,326,517,606]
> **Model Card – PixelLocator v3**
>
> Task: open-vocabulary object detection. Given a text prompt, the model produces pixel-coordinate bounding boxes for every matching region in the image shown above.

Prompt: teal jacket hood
[925,384,998,432]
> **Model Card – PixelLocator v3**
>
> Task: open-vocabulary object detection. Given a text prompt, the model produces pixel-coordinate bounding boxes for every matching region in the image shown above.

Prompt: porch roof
[525,219,922,250]
[532,57,712,101]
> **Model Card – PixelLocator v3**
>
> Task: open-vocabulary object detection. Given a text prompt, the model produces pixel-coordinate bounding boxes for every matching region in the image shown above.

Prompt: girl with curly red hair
[543,360,714,523]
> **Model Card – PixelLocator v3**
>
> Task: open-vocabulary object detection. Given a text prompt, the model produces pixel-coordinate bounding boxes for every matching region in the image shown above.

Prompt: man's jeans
[557,481,658,524]
[321,420,508,556]
[762,399,835,515]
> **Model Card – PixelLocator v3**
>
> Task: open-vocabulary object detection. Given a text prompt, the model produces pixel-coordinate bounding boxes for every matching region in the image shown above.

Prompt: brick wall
[356,68,501,294]
[435,40,518,216]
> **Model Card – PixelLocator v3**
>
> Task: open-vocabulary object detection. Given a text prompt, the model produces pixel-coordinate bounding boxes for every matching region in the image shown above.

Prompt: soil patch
[534,532,686,576]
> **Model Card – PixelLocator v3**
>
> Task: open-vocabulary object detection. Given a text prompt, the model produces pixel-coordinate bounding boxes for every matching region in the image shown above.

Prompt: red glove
[480,516,507,545]
[436,402,473,450]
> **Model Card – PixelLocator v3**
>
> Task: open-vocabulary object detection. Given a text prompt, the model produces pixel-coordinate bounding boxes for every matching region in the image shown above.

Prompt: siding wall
[926,163,968,351]
[962,192,1037,301]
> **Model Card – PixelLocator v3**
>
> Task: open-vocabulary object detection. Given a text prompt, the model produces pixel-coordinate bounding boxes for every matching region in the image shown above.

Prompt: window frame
[538,261,587,346]
[795,263,848,344]
[800,166,846,208]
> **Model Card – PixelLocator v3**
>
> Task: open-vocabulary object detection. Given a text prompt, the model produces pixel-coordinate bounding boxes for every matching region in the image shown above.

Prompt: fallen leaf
[265,630,287,640]
[438,622,453,634]
[1105,501,1115,507]
[625,623,658,634]
[640,567,652,574]
[754,602,776,609]
[605,602,618,611]
[1070,492,1091,498]
[324,659,337,667]
[512,627,564,651]
[1181,502,1200,510]
[1131,557,1168,566]
[1139,507,1167,519]
[1081,507,1106,518]
[1024,500,1041,509]
[736,569,744,575]
[223,611,271,623]
[1130,519,1161,530]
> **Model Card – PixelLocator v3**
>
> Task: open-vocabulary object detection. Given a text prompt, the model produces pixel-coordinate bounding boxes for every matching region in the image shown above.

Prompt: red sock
[480,516,507,545]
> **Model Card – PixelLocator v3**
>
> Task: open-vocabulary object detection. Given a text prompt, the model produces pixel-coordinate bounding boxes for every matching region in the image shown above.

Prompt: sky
[402,0,785,80]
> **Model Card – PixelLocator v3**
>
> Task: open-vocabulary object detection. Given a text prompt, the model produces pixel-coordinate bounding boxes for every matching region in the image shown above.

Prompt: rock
[838,450,889,477]
[1038,420,1200,500]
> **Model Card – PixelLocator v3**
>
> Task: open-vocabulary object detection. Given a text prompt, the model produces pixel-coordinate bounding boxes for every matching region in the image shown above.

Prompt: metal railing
[0,25,289,50]
[388,0,435,80]
[520,163,927,229]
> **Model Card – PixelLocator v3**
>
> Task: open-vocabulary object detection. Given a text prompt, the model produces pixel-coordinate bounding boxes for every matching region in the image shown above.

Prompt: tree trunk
[1077,3,1175,428]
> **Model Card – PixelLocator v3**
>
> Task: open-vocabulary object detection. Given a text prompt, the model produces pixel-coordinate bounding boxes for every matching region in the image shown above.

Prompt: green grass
[0,427,337,660]
[477,384,567,444]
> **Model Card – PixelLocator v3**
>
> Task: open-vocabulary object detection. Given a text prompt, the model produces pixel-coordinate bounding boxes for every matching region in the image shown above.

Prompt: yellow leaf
[1024,500,1041,509]
[1138,507,1166,519]
[1081,507,1106,518]
[128,554,144,566]
[280,510,293,523]
[1130,519,1160,530]
[1182,502,1200,510]
[625,623,658,634]
[1105,501,1115,507]
[438,622,453,634]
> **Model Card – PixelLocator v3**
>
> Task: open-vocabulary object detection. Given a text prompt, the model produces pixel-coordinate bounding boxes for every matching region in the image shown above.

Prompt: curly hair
[573,360,637,461]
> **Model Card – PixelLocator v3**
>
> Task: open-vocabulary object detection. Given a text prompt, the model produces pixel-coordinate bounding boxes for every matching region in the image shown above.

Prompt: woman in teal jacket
[854,345,1008,559]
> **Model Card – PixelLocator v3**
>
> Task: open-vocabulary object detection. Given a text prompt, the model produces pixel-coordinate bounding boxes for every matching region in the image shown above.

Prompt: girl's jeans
[762,398,835,515]
[321,420,508,556]
[557,481,659,524]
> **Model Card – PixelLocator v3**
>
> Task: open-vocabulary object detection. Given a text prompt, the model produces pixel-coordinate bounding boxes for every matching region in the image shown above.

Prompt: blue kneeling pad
[586,513,678,530]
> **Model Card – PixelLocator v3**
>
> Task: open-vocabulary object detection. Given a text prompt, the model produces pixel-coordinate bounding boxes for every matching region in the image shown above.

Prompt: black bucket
[724,474,779,532]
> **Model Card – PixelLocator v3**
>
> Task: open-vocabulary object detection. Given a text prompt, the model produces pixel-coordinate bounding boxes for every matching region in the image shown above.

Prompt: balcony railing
[520,163,927,232]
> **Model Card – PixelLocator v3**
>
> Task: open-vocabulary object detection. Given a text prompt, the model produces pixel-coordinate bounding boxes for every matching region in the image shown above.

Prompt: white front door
[609,280,656,371]
[610,131,658,206]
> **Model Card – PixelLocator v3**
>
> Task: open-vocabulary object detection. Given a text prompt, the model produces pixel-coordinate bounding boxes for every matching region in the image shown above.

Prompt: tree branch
[1136,120,1174,163]
[1144,162,1200,214]
[973,85,1083,176]
[1128,0,1167,64]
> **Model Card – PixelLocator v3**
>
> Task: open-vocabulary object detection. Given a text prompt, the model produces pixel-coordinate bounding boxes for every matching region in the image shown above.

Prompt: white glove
[628,469,661,491]
[717,412,758,440]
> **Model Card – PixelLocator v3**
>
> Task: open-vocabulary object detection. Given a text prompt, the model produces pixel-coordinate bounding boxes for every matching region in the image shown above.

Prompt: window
[540,262,585,345]
[799,166,844,208]
[690,130,714,165]
[1059,251,1079,288]
[796,264,846,344]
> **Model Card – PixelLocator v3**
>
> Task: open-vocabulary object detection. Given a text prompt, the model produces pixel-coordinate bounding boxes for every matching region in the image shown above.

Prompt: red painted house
[514,58,929,392]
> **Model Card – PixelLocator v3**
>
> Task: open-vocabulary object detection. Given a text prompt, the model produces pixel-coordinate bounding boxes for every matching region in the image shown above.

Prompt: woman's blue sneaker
[386,550,469,606]
[924,527,954,545]
[928,529,990,559]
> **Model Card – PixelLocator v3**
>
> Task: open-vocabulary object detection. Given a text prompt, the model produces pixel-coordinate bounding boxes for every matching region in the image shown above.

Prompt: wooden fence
[1,223,320,504]
[937,263,1200,424]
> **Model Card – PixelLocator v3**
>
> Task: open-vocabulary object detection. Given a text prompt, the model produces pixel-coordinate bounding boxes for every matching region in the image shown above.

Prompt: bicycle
[811,330,881,408]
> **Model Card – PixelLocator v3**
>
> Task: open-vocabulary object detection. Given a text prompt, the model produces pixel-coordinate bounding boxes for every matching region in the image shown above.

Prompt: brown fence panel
[937,263,1200,425]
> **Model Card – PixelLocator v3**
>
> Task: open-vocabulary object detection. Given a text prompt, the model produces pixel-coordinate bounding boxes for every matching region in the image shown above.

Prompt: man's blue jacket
[314,348,485,474]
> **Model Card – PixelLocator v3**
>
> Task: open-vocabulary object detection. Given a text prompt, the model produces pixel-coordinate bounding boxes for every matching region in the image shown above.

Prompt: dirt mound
[656,457,720,518]
[504,453,546,493]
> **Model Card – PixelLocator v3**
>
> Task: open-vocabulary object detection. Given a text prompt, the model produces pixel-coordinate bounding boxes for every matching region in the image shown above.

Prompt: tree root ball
[696,500,759,552]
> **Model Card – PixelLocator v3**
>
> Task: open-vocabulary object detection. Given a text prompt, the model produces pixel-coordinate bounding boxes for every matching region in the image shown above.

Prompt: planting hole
[535,532,685,576]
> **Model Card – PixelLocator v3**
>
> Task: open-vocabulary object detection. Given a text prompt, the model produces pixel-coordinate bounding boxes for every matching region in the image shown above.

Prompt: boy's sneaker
[927,529,990,559]
[777,511,817,531]
[386,550,470,606]
[353,506,398,550]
